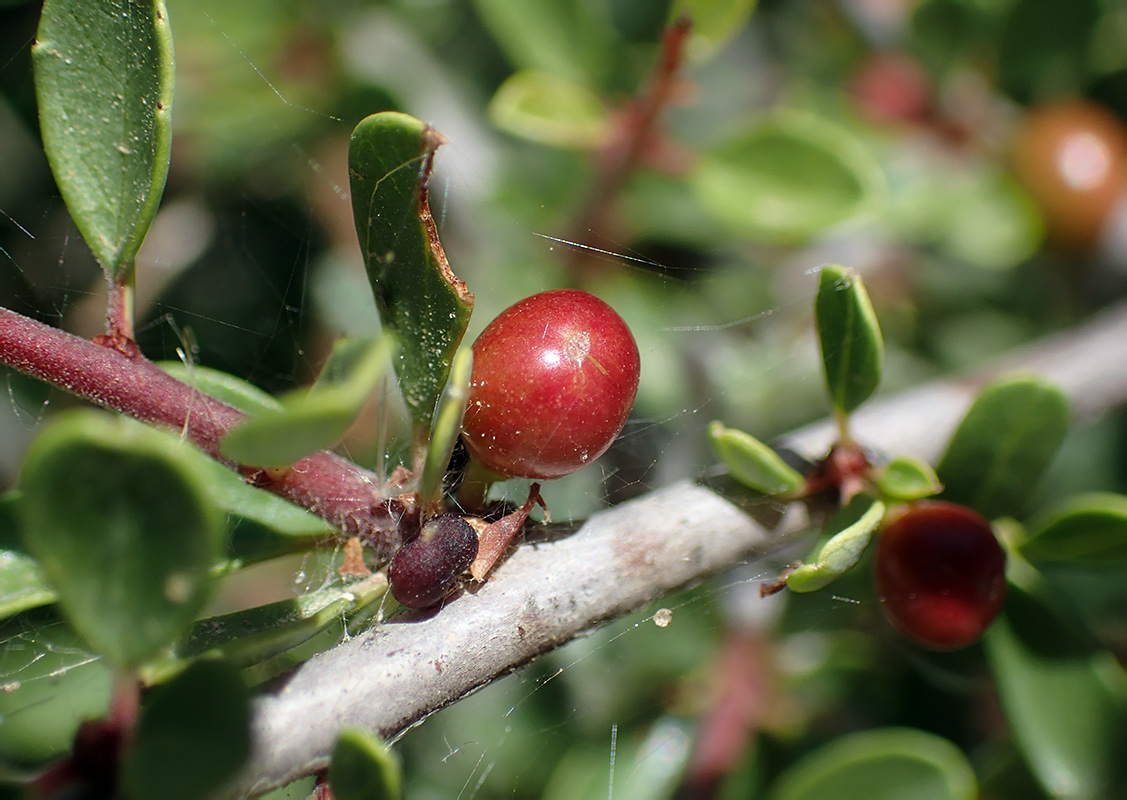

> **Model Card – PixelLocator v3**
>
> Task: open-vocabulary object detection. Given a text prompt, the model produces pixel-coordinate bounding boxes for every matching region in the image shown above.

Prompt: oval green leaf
[872,456,943,502]
[708,421,804,495]
[691,111,884,244]
[787,498,886,593]
[124,658,251,800]
[471,0,613,85]
[0,496,55,620]
[18,412,223,668]
[349,112,474,441]
[1020,492,1127,566]
[768,727,976,800]
[220,337,393,468]
[815,264,884,415]
[33,0,174,279]
[489,70,609,149]
[157,362,281,415]
[936,375,1069,520]
[330,728,403,800]
[173,575,386,671]
[984,585,1127,800]
[0,611,111,766]
[670,0,758,61]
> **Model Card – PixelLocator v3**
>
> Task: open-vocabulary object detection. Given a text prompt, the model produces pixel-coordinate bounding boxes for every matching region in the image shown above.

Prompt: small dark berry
[389,514,479,608]
[875,501,1006,650]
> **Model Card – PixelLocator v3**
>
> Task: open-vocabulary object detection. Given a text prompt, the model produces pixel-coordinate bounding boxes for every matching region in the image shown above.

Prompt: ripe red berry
[1011,100,1127,250]
[389,514,478,609]
[462,289,640,480]
[874,501,1006,650]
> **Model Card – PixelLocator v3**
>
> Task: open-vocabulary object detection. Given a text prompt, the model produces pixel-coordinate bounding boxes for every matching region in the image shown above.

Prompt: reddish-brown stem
[0,306,403,557]
[568,15,694,273]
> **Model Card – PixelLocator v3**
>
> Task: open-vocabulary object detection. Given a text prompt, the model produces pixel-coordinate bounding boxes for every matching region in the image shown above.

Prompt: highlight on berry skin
[461,289,641,480]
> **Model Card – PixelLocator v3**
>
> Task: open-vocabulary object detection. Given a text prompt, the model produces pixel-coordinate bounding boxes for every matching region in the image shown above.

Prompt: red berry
[874,501,1006,650]
[1011,100,1127,250]
[462,289,640,480]
[389,514,478,608]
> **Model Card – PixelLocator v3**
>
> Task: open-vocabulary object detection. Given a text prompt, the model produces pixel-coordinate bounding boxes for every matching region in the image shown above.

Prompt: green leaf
[984,584,1127,799]
[1020,493,1127,566]
[815,264,884,415]
[872,456,943,502]
[0,496,55,620]
[708,421,804,495]
[488,70,609,149]
[936,375,1069,520]
[420,347,473,504]
[670,0,758,61]
[0,611,112,766]
[787,497,886,593]
[194,456,332,563]
[768,727,976,800]
[221,337,394,467]
[691,111,884,244]
[33,0,174,280]
[470,0,614,85]
[124,659,251,800]
[349,113,474,440]
[18,412,223,669]
[173,575,386,670]
[157,362,282,415]
[330,728,403,800]
[996,0,1099,103]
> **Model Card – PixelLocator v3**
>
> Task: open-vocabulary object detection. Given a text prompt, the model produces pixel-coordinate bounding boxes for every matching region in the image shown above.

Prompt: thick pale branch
[233,300,1127,796]
[0,307,401,555]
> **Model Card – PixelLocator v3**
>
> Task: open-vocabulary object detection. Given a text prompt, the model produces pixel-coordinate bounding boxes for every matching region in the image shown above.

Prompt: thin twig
[0,307,403,556]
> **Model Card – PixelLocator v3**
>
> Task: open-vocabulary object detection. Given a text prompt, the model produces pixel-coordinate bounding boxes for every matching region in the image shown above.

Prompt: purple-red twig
[0,306,403,557]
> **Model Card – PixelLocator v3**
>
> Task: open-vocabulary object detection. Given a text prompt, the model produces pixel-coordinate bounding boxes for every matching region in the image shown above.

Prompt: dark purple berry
[875,501,1006,650]
[389,514,479,608]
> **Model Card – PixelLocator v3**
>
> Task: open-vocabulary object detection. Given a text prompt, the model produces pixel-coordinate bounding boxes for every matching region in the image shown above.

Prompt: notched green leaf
[691,111,884,244]
[1020,493,1127,566]
[34,0,174,279]
[787,498,886,593]
[220,337,394,468]
[349,112,474,440]
[124,659,251,800]
[18,412,223,669]
[489,70,609,149]
[330,728,403,800]
[936,374,1069,520]
[768,727,976,800]
[815,264,884,415]
[708,421,804,495]
[872,456,943,501]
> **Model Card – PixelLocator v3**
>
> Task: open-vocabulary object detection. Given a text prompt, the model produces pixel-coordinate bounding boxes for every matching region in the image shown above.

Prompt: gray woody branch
[231,300,1127,797]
